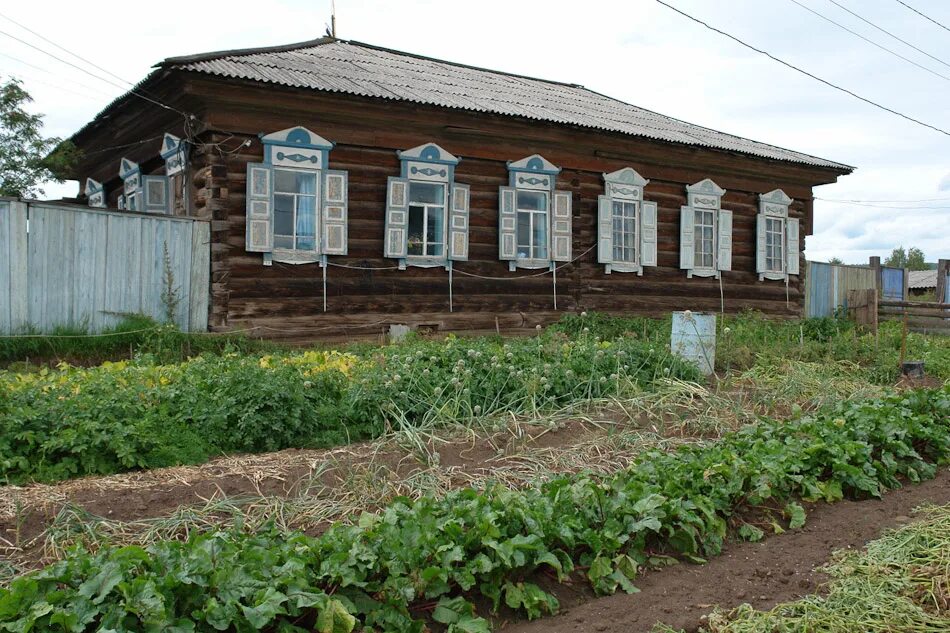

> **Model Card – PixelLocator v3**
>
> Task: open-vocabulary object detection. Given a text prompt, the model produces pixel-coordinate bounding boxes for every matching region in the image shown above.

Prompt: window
[756,189,798,281]
[273,169,319,251]
[244,126,349,265]
[612,200,637,263]
[385,143,468,267]
[516,190,548,260]
[407,182,446,257]
[765,216,785,273]
[118,157,170,214]
[499,154,571,270]
[680,178,732,278]
[694,208,715,269]
[597,167,656,274]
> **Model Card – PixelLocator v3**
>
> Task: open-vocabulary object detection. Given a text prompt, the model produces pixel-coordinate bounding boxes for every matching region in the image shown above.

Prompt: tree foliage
[884,246,928,271]
[0,77,78,198]
[828,257,843,265]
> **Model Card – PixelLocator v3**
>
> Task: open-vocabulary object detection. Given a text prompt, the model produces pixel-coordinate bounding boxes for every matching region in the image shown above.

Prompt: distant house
[66,38,853,339]
[908,270,938,298]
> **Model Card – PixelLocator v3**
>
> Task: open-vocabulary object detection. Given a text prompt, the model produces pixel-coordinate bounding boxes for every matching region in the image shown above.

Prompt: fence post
[869,256,881,299]
[938,259,949,304]
[902,267,909,302]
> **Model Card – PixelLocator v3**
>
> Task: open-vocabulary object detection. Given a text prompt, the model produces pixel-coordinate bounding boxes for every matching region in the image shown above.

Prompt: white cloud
[4,0,949,260]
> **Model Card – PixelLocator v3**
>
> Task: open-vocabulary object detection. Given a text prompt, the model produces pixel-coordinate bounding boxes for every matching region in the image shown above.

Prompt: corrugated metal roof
[160,39,852,171]
[908,269,937,289]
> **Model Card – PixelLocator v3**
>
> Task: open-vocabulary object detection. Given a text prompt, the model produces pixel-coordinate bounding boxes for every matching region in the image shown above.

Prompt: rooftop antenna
[331,0,337,38]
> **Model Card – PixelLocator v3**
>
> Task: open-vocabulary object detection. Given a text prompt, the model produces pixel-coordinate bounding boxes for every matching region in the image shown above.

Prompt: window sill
[265,249,321,266]
[759,271,791,281]
[688,268,720,280]
[401,256,449,270]
[509,259,551,271]
[604,262,642,275]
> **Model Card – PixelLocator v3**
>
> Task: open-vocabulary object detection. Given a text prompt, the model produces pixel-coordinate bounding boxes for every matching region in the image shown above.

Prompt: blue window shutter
[717,209,732,271]
[246,162,274,253]
[498,186,517,261]
[597,195,612,264]
[385,176,409,258]
[323,170,348,255]
[448,183,470,261]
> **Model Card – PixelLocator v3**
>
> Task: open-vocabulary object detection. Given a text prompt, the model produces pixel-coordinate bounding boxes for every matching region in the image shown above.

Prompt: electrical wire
[826,0,950,70]
[0,52,116,98]
[894,0,950,35]
[815,199,950,209]
[3,71,107,102]
[0,10,135,87]
[817,196,950,203]
[787,0,950,82]
[655,0,950,138]
[0,27,187,117]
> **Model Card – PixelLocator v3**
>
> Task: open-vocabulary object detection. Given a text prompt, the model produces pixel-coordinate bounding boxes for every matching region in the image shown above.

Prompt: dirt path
[501,465,950,633]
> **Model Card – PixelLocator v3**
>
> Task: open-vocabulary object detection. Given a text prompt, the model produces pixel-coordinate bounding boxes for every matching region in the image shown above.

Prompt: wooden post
[869,256,882,299]
[902,267,909,302]
[937,258,949,304]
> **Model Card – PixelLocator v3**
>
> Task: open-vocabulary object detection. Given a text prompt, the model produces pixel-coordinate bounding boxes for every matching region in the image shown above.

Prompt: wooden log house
[69,38,854,340]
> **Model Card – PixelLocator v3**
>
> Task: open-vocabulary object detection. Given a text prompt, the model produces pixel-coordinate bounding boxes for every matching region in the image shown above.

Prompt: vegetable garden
[0,312,948,632]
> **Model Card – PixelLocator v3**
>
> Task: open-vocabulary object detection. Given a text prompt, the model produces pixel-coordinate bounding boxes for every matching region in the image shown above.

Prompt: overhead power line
[0,27,187,118]
[815,198,950,209]
[0,10,134,87]
[894,0,950,34]
[817,196,950,203]
[654,0,950,138]
[826,0,950,71]
[787,0,950,82]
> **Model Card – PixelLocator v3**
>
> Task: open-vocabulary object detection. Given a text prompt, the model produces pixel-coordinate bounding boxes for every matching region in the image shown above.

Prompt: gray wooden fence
[804,260,876,318]
[0,199,209,333]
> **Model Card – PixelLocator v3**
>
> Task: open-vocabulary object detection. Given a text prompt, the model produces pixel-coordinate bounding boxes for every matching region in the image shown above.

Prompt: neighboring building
[68,38,853,339]
[908,269,938,298]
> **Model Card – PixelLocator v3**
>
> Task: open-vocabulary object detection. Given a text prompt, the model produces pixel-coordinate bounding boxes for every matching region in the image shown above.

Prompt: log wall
[72,73,850,341]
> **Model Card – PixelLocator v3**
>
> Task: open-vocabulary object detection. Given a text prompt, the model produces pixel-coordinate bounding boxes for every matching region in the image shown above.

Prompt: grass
[0,316,284,367]
[697,503,950,632]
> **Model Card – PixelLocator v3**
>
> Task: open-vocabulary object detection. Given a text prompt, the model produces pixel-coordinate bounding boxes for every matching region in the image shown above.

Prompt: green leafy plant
[1,386,946,632]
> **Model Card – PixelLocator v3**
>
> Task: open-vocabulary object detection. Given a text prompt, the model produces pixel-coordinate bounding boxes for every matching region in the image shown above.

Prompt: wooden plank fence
[805,261,876,318]
[847,289,950,336]
[0,199,209,334]
[879,300,950,336]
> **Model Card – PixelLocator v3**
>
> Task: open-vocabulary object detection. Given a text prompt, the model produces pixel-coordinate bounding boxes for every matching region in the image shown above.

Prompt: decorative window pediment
[161,133,187,176]
[755,189,799,281]
[85,178,106,208]
[597,168,657,275]
[680,179,732,279]
[116,157,169,214]
[244,127,348,266]
[498,155,571,271]
[385,143,468,269]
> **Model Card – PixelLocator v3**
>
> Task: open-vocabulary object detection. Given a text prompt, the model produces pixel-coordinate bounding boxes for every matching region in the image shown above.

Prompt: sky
[2,0,948,264]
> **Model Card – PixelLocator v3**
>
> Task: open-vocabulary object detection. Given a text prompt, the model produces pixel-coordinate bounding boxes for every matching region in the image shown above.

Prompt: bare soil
[500,466,950,633]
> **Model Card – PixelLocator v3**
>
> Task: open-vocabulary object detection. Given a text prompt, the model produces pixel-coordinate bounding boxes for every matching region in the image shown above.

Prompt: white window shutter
[717,209,733,271]
[786,217,800,275]
[385,176,409,259]
[597,195,612,264]
[640,201,658,267]
[245,162,274,253]
[498,186,517,261]
[142,176,169,214]
[323,170,348,255]
[756,214,768,274]
[551,190,572,262]
[679,206,694,270]
[448,183,470,261]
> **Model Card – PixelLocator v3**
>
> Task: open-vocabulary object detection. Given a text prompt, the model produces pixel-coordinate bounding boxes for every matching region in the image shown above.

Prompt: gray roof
[158,39,851,172]
[908,269,937,289]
